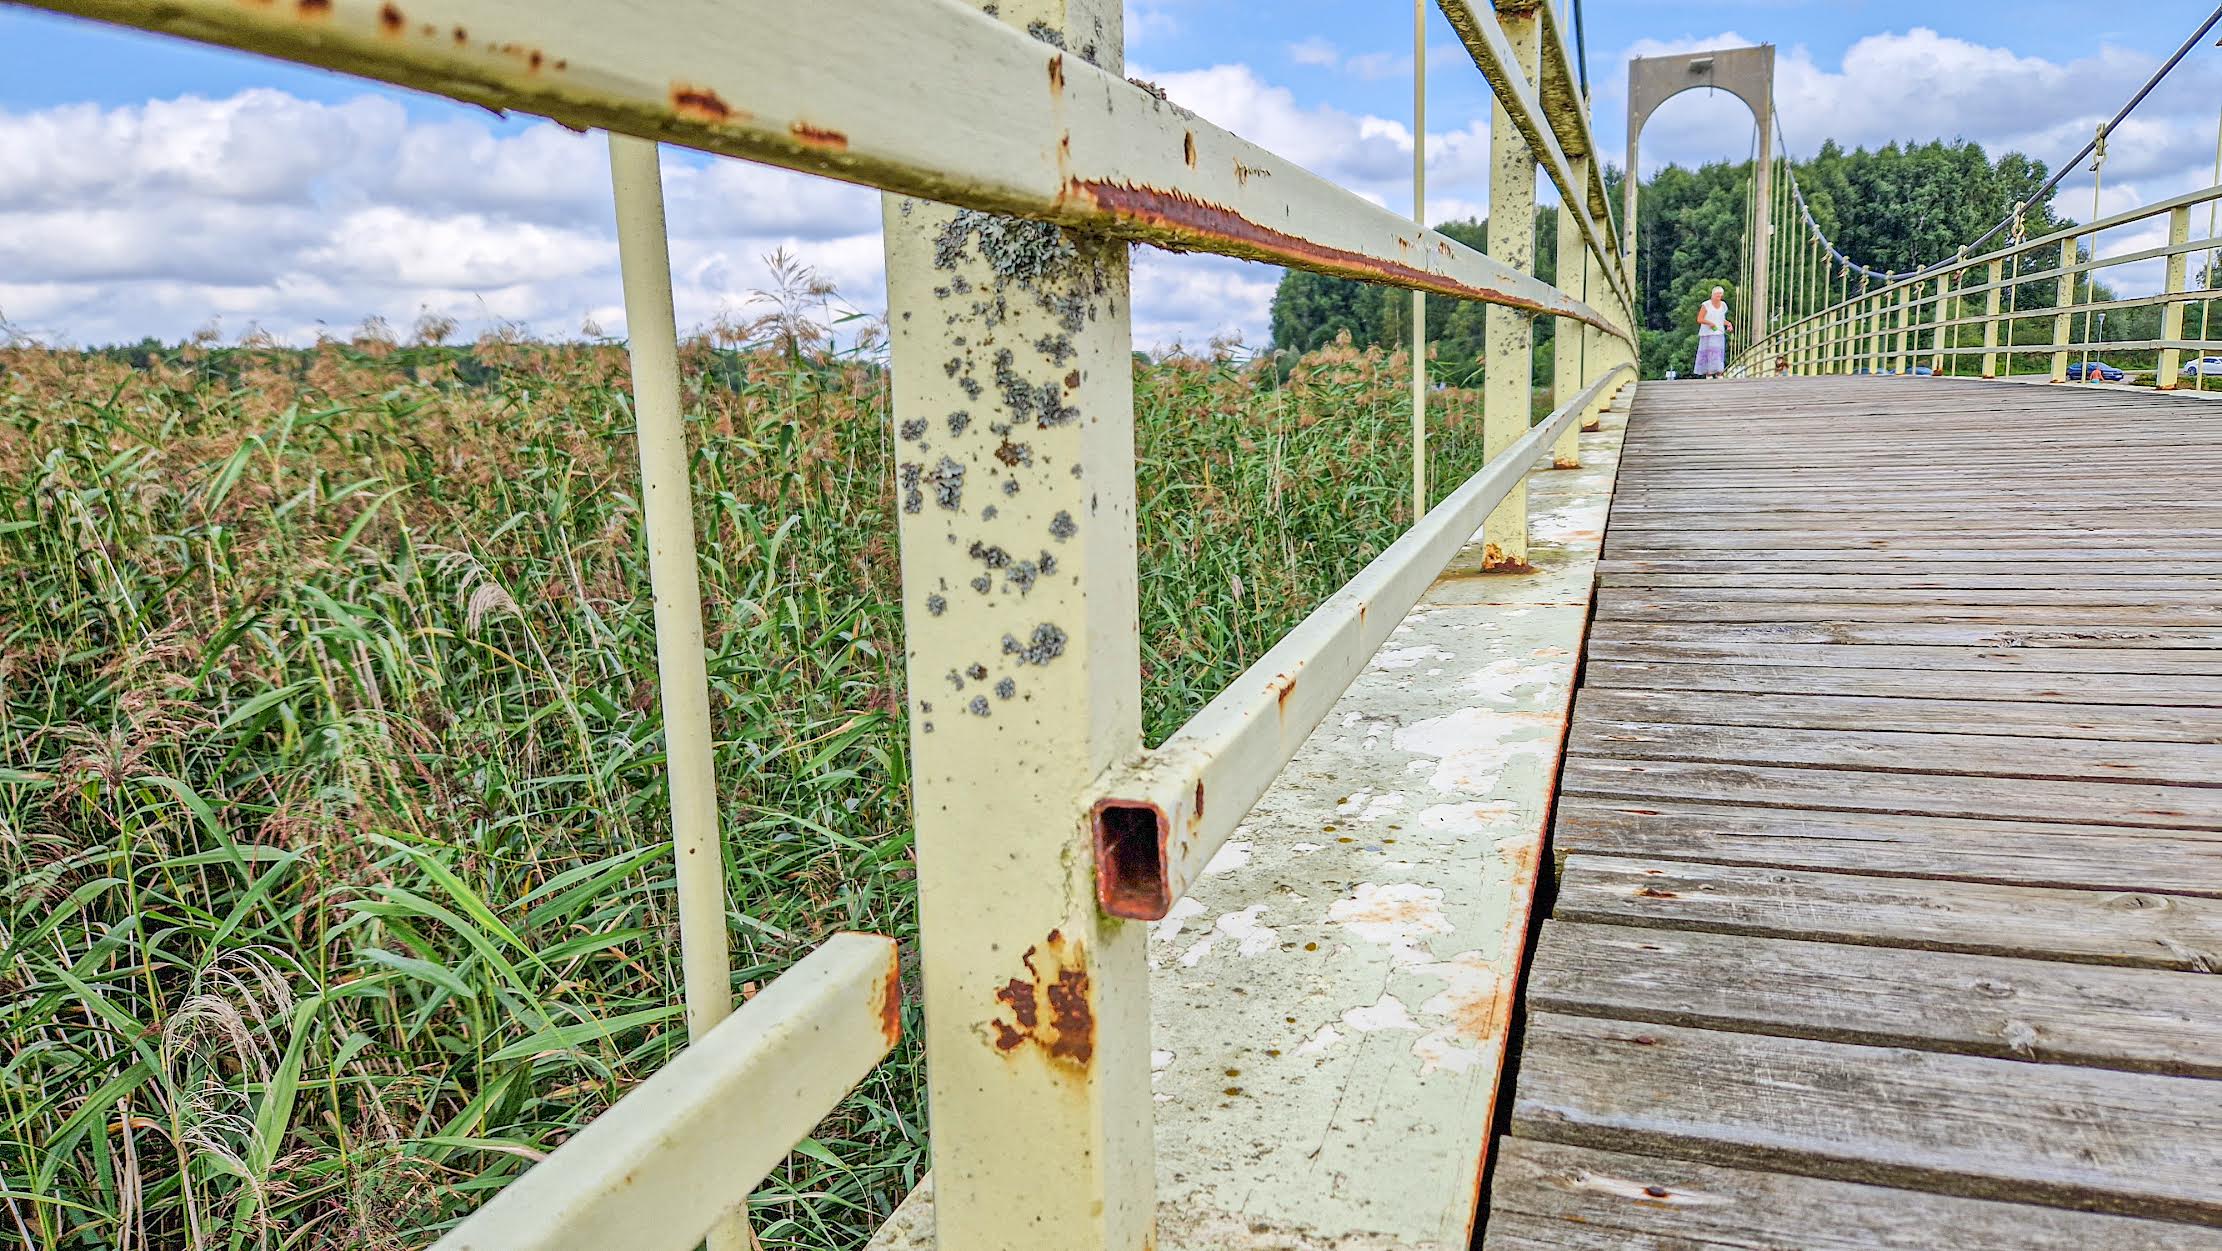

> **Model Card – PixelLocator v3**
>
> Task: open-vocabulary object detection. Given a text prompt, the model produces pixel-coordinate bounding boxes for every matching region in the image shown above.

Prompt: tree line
[1268,138,2213,384]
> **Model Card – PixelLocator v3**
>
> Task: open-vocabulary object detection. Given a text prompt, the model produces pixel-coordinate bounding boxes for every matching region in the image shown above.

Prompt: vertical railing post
[1981,258,2004,379]
[1410,0,1428,518]
[1581,239,1608,431]
[1929,269,1949,375]
[1869,289,1885,375]
[877,2,1153,1247]
[1482,0,1542,568]
[2158,203,2192,390]
[1893,276,1911,375]
[607,133,755,1251]
[2052,236,2077,382]
[1553,161,1589,468]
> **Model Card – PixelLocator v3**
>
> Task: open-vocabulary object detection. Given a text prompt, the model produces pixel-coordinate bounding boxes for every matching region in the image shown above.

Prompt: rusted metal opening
[1091,799,1170,920]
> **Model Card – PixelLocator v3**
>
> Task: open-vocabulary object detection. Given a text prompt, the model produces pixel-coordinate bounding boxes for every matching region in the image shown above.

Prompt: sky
[1,1,2218,350]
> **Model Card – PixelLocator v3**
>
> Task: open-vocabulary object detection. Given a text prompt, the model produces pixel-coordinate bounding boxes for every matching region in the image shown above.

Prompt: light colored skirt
[1693,331,1727,376]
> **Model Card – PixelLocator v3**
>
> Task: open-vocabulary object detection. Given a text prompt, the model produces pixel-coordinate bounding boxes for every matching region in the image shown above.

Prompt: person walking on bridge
[1694,286,1734,379]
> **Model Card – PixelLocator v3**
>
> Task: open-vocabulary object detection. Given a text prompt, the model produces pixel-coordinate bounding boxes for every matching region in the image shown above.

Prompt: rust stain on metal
[879,959,905,1047]
[296,0,331,16]
[1060,178,1591,327]
[376,2,402,34]
[1047,53,1065,92]
[450,24,466,43]
[1480,542,1535,574]
[1093,797,1173,919]
[670,83,739,124]
[1192,780,1205,821]
[1634,886,1678,899]
[1552,455,1581,469]
[791,121,849,151]
[1182,131,1197,168]
[985,930,1095,1068]
[1267,672,1295,711]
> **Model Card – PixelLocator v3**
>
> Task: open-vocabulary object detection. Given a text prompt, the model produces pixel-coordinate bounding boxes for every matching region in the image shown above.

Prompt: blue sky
[2,1,2217,347]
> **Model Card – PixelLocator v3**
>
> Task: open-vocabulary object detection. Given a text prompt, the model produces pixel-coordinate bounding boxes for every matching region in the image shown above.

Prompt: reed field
[0,316,1490,1250]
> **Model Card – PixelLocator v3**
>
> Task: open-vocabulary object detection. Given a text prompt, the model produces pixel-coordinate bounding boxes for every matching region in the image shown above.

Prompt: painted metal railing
[16,0,1638,1246]
[1733,183,2222,387]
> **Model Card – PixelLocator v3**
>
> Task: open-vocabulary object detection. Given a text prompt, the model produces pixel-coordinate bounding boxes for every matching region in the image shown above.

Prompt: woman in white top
[1694,286,1733,379]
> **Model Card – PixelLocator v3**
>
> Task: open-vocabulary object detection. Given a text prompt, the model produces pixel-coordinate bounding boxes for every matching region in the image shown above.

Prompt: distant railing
[1735,183,2222,387]
[16,0,1638,1247]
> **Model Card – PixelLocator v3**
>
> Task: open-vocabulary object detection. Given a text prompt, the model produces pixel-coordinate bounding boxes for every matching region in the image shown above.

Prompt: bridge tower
[1625,45,1777,344]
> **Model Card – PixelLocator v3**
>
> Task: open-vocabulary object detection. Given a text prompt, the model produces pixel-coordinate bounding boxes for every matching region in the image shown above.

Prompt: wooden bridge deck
[1483,377,2222,1247]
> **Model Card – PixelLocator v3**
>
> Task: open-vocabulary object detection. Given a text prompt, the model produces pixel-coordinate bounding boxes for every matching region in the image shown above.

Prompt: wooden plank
[1571,687,2222,743]
[1527,920,2222,1075]
[1589,636,2222,671]
[1565,717,2222,787]
[1596,547,2222,564]
[1599,568,2222,590]
[1510,1013,2222,1221]
[1599,585,2222,612]
[1551,855,2222,970]
[1561,757,2222,829]
[1554,798,2222,897]
[1580,659,2222,706]
[1484,1141,2222,1251]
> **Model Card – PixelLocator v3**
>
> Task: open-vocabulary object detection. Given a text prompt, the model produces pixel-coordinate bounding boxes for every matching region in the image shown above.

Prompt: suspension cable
[1965,4,2222,255]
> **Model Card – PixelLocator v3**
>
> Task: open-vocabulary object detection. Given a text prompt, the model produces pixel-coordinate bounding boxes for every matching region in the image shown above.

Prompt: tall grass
[0,323,1484,1250]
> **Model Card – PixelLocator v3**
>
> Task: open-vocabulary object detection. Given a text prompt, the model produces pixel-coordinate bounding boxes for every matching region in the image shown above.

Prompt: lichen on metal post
[1483,0,1543,568]
[2158,204,2192,389]
[876,2,1152,1246]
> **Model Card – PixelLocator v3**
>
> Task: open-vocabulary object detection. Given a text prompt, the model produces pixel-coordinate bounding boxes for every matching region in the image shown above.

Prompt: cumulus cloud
[0,88,885,347]
[3,25,2213,349]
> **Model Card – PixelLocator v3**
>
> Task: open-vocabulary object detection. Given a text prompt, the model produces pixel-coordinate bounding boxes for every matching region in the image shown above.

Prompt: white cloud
[6,25,2213,350]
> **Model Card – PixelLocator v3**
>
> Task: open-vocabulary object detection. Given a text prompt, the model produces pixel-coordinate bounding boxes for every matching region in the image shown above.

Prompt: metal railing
[1735,183,2222,387]
[14,0,1638,1246]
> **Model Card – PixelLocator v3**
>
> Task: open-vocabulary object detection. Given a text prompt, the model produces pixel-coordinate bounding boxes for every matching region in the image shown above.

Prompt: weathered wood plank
[1561,757,2222,828]
[1554,799,2222,896]
[1565,717,2222,786]
[1580,658,2222,705]
[1589,635,2222,670]
[1571,687,2222,742]
[1527,920,2222,1075]
[1484,1141,2222,1251]
[1551,855,2222,970]
[1511,1013,2222,1220]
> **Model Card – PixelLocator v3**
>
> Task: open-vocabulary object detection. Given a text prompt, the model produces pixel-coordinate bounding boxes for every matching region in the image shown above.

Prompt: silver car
[2181,356,2222,378]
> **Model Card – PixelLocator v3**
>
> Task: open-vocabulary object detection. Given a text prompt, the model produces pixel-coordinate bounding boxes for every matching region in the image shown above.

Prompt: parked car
[2180,356,2222,378]
[2065,361,2126,382]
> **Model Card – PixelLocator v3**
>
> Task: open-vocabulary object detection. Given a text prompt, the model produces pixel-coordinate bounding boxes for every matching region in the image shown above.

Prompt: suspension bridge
[13,0,2222,1247]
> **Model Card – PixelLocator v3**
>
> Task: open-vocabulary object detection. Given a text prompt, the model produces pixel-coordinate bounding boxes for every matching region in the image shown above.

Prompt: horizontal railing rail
[433,935,902,1251]
[19,0,1640,1246]
[1090,361,1632,919]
